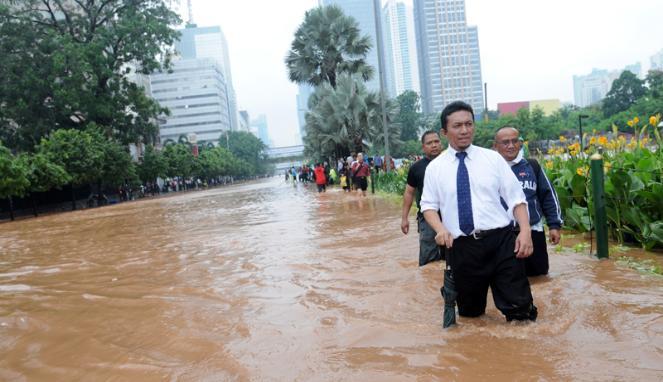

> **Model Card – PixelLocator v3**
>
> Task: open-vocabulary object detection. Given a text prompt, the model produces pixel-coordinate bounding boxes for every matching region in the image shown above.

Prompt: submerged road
[1,178,662,381]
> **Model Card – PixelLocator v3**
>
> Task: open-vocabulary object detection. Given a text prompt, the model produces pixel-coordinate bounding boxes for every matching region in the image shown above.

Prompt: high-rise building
[650,49,663,71]
[382,0,419,98]
[150,58,232,144]
[573,64,641,107]
[239,110,250,132]
[175,24,239,131]
[320,0,380,91]
[413,0,484,115]
[251,114,271,147]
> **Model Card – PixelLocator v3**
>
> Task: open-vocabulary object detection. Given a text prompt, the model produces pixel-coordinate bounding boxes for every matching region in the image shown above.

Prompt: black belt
[459,225,510,240]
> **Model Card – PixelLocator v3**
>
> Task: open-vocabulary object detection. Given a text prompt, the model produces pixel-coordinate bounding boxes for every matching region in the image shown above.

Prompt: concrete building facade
[150,59,232,145]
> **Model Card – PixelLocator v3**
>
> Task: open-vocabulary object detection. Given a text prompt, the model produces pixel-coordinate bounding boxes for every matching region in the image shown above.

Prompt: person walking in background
[351,153,370,197]
[421,101,538,322]
[401,130,445,266]
[314,163,327,193]
[494,126,563,276]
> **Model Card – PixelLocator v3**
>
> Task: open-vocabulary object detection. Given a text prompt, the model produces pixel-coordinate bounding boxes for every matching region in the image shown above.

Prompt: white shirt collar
[507,150,524,166]
[446,144,475,159]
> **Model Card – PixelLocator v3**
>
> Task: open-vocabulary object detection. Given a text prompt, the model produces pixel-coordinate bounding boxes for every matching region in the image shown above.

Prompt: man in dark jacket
[494,126,563,276]
[401,130,445,266]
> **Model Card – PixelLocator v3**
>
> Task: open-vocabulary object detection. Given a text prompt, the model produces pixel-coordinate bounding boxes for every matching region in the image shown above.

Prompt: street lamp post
[578,114,589,149]
[373,0,391,172]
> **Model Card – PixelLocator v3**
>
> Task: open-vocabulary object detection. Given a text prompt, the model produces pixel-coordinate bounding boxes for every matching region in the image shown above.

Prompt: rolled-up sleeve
[420,163,438,213]
[498,158,528,219]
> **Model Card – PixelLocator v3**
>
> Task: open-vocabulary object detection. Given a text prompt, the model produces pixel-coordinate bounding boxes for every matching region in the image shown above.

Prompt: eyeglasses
[497,138,521,147]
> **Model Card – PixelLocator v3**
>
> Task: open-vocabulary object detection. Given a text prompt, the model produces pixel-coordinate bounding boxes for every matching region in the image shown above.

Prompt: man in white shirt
[421,101,538,322]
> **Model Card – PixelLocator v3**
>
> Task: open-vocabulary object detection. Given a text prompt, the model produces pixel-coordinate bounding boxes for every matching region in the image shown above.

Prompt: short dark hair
[421,130,439,144]
[440,101,475,131]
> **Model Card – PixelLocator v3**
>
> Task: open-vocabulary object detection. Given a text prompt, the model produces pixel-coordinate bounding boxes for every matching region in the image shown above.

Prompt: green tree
[0,143,30,220]
[602,71,646,117]
[395,90,422,141]
[224,131,268,176]
[19,152,70,216]
[36,129,104,210]
[138,145,167,184]
[304,73,401,159]
[285,5,373,89]
[0,1,180,152]
[198,146,238,181]
[645,69,663,99]
[163,143,197,187]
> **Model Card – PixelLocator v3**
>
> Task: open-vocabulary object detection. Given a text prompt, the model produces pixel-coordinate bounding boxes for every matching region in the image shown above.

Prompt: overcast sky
[183,0,663,147]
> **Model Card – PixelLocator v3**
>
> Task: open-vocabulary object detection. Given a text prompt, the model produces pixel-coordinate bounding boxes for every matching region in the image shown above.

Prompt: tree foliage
[36,128,104,187]
[285,5,373,89]
[395,90,422,141]
[303,73,401,160]
[0,1,180,152]
[0,142,29,200]
[602,71,646,117]
[224,131,269,175]
[138,144,167,184]
[19,152,69,194]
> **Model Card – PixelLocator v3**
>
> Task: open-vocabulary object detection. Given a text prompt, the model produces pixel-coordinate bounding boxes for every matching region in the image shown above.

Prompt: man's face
[443,110,474,151]
[494,128,521,161]
[357,154,364,163]
[422,133,442,159]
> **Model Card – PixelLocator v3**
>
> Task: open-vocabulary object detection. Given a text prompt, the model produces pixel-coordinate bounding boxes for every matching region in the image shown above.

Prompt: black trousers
[524,230,549,276]
[448,226,537,321]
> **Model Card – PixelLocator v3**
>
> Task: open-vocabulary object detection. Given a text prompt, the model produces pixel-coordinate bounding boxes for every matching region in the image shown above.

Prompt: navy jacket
[510,159,563,229]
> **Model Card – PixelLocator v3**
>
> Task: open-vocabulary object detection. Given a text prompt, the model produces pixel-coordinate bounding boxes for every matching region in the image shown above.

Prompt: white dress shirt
[420,144,527,239]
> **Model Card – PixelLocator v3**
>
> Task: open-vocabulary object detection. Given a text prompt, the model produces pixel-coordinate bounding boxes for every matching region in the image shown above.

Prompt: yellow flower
[633,116,639,124]
[650,116,658,126]
[604,161,612,173]
[559,136,566,142]
[627,120,633,127]
[547,147,555,154]
[576,167,586,176]
[545,160,553,170]
[598,136,608,145]
[589,136,597,145]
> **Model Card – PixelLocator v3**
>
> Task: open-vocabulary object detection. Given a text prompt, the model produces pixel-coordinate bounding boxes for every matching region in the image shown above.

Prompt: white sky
[185,0,663,147]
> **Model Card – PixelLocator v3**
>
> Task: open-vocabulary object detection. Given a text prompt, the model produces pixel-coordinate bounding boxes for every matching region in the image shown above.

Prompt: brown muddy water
[0,178,662,381]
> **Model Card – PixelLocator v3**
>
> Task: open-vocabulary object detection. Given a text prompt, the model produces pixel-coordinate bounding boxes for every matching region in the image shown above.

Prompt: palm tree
[285,5,374,89]
[303,73,402,158]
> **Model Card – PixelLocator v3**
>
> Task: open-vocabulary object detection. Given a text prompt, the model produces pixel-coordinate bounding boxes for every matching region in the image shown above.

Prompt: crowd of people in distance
[285,152,397,196]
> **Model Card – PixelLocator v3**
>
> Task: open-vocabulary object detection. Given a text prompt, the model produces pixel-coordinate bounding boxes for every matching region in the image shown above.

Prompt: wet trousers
[448,226,537,321]
[524,230,549,276]
[417,214,445,266]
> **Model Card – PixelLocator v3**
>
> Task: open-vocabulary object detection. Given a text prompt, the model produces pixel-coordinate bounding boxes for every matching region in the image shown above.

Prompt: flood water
[1,178,662,381]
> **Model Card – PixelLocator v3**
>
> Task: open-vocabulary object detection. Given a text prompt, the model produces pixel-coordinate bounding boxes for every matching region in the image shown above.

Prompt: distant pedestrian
[314,163,327,192]
[401,130,445,266]
[351,153,370,197]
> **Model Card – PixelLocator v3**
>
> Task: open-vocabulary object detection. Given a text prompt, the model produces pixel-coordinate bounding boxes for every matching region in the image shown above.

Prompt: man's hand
[549,228,561,245]
[435,226,454,248]
[401,217,409,234]
[514,230,533,258]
